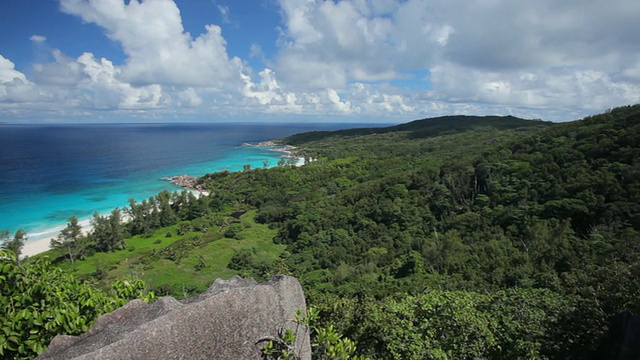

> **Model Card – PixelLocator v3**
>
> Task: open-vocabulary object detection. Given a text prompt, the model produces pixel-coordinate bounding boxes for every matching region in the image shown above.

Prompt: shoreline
[19,143,297,259]
[161,175,210,195]
[22,236,56,258]
[21,217,94,258]
[20,189,206,259]
[246,141,307,167]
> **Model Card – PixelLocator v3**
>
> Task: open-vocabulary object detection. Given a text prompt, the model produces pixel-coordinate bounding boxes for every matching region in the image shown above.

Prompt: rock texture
[161,174,207,193]
[38,275,310,360]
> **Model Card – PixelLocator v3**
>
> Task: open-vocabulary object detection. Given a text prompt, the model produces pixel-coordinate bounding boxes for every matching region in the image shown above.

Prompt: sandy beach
[19,191,205,259]
[20,218,95,258]
[21,236,56,258]
[17,150,292,260]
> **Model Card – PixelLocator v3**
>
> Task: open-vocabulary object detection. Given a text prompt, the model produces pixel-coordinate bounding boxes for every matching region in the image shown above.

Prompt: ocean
[0,122,379,243]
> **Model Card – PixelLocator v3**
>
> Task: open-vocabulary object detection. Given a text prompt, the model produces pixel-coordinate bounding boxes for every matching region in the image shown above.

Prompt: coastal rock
[161,174,197,187]
[161,174,207,192]
[38,275,311,360]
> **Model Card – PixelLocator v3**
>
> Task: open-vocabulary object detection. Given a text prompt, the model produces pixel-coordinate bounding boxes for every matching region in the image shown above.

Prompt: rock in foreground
[38,275,310,360]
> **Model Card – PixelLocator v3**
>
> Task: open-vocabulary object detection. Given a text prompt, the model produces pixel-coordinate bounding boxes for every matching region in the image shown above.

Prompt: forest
[1,105,639,359]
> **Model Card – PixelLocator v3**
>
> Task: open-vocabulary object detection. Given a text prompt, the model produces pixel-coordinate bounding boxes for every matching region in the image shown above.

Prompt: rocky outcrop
[38,275,310,360]
[243,141,281,147]
[161,174,207,193]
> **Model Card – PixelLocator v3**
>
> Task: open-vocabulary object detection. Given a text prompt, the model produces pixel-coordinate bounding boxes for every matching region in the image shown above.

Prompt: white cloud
[2,0,639,122]
[276,0,401,88]
[239,68,366,115]
[75,52,167,110]
[5,0,309,120]
[60,0,243,88]
[271,0,640,120]
[242,69,289,106]
[324,88,355,113]
[428,63,640,112]
[32,49,83,86]
[176,87,203,107]
[0,55,45,104]
[0,56,28,84]
[217,4,231,24]
[29,35,47,43]
[28,48,167,111]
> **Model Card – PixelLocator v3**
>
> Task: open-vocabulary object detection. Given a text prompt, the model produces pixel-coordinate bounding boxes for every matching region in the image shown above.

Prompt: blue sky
[0,0,639,123]
[0,1,278,69]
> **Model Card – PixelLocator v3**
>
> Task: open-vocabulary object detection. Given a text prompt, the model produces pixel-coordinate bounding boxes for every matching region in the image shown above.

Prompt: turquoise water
[0,122,373,242]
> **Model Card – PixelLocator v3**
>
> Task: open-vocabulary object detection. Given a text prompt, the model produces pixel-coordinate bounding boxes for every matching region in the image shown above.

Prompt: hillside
[282,114,551,144]
[7,106,638,359]
[199,105,639,358]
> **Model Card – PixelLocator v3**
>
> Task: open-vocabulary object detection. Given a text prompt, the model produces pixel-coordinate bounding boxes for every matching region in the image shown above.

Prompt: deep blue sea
[0,122,380,243]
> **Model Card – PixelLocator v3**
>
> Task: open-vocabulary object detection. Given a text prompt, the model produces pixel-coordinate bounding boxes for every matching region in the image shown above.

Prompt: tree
[147,196,161,231]
[228,248,254,270]
[1,228,27,260]
[157,190,177,227]
[0,250,154,359]
[174,190,190,220]
[184,192,209,220]
[354,289,574,359]
[50,216,85,264]
[91,209,125,252]
[126,198,158,236]
[125,198,143,236]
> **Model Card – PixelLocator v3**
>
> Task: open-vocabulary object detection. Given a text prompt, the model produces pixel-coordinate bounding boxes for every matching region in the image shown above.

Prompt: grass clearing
[47,210,285,298]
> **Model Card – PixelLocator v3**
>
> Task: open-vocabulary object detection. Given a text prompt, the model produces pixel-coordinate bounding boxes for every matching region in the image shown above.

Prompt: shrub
[228,249,254,270]
[0,251,154,359]
[224,224,244,239]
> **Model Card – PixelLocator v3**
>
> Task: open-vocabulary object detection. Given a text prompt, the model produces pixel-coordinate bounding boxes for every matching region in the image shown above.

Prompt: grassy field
[48,210,285,297]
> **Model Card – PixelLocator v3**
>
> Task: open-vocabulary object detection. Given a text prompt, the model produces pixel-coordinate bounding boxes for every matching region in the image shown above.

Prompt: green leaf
[7,335,19,344]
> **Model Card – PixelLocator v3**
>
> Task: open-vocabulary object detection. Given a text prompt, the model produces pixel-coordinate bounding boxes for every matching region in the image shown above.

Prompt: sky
[0,0,639,123]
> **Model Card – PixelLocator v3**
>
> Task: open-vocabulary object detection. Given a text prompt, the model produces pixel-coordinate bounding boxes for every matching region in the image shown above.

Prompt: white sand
[19,182,209,259]
[20,217,98,259]
[21,236,55,258]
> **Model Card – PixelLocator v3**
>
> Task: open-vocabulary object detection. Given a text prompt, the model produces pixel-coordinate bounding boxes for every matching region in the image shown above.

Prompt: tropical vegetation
[1,104,639,359]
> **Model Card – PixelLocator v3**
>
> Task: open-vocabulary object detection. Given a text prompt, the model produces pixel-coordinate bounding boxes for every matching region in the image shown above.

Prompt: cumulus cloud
[0,55,46,104]
[0,0,247,119]
[59,0,243,88]
[33,49,84,86]
[277,0,640,74]
[276,0,402,89]
[240,69,362,114]
[2,0,639,121]
[274,0,640,119]
[0,56,28,84]
[75,52,167,110]
[176,87,203,107]
[28,48,167,110]
[429,64,639,112]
